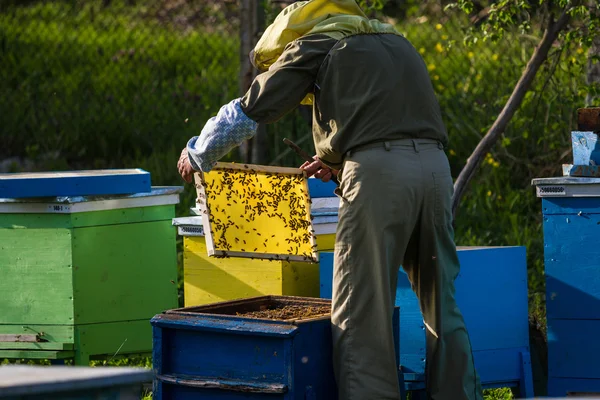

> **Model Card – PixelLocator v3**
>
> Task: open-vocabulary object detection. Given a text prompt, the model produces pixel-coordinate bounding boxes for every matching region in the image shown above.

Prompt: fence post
[239,0,266,164]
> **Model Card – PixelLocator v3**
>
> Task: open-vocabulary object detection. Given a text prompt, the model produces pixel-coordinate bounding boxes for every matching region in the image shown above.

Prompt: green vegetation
[0,1,594,399]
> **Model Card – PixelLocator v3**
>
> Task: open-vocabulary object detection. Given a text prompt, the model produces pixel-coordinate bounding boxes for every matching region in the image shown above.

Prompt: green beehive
[0,187,181,365]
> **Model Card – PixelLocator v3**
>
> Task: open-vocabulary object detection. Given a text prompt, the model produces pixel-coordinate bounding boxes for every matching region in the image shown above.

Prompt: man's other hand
[300,156,338,183]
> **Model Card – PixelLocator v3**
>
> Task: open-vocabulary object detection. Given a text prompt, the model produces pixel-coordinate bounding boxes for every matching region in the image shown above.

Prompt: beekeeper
[177,1,483,399]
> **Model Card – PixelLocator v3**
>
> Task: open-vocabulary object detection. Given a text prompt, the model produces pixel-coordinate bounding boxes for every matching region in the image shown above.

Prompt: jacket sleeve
[186,34,335,173]
[241,34,336,123]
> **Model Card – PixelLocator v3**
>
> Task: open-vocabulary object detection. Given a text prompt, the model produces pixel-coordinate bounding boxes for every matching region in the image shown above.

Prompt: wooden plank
[282,262,320,298]
[543,213,600,319]
[578,107,600,131]
[0,342,74,350]
[0,350,74,359]
[548,319,600,379]
[194,164,318,262]
[72,220,178,324]
[0,169,151,199]
[542,197,600,215]
[70,204,175,228]
[0,365,151,397]
[74,320,154,358]
[316,233,335,251]
[548,376,600,397]
[0,228,74,325]
[210,162,303,175]
[0,213,71,229]
[183,236,283,307]
[0,334,39,342]
[0,325,74,344]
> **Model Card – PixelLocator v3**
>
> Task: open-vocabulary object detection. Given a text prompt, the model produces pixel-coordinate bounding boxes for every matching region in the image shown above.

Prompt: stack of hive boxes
[175,176,339,306]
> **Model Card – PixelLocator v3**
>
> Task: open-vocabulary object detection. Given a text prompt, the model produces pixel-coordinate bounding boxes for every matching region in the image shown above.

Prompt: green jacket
[241,31,448,170]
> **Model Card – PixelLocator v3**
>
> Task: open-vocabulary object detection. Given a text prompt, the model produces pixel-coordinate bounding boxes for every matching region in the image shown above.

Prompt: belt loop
[438,141,444,150]
[412,139,420,153]
[384,141,391,151]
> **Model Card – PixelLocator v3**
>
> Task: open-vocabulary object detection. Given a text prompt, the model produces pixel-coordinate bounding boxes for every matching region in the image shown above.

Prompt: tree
[587,34,600,106]
[447,0,600,218]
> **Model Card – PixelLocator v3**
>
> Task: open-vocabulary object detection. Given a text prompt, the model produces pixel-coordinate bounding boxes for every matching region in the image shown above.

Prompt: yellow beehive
[175,164,339,306]
[180,230,335,306]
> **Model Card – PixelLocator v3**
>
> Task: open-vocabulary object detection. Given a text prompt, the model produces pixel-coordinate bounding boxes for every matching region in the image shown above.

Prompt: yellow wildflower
[435,43,444,53]
[492,54,499,61]
[442,35,448,40]
[419,47,426,54]
[468,52,474,58]
[428,64,436,71]
[449,149,456,156]
[433,75,440,81]
[436,23,442,30]
[493,161,500,168]
[577,48,584,55]
[487,190,492,197]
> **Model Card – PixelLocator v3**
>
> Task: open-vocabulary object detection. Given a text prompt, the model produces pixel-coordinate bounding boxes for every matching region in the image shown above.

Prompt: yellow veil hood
[251,0,401,104]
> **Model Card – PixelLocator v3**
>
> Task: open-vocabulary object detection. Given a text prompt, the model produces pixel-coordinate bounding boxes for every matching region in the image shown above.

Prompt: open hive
[194,163,318,262]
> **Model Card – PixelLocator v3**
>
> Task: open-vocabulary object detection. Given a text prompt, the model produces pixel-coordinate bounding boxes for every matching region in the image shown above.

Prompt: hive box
[320,246,534,397]
[533,176,600,397]
[175,177,339,307]
[151,295,401,399]
[0,187,181,364]
[0,365,151,399]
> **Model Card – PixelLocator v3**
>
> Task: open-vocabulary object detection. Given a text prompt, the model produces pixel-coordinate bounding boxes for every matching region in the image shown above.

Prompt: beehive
[151,296,401,400]
[0,186,181,365]
[176,173,338,307]
[533,176,600,397]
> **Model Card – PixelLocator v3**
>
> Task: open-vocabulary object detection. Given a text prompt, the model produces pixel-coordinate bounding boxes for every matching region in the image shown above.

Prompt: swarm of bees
[195,165,318,262]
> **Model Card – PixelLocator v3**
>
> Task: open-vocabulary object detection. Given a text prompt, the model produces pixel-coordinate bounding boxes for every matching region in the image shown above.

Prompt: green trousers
[331,139,483,400]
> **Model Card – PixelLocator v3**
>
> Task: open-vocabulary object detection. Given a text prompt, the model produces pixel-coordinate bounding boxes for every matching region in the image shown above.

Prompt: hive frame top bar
[211,162,304,175]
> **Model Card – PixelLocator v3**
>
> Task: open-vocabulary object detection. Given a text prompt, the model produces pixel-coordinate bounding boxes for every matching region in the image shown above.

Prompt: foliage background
[0,0,596,397]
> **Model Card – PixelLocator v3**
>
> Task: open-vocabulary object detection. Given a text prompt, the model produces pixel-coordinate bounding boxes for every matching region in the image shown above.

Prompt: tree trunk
[451,9,571,218]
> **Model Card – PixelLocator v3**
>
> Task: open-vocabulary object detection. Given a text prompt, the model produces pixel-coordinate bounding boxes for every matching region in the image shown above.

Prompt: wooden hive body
[0,187,181,364]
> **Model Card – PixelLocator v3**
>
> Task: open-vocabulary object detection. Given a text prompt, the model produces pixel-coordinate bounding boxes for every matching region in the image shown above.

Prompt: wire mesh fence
[0,0,588,178]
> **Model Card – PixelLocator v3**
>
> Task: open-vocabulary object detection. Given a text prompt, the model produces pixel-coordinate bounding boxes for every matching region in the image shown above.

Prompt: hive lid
[532,176,600,197]
[0,186,183,213]
[0,169,152,199]
[0,366,151,397]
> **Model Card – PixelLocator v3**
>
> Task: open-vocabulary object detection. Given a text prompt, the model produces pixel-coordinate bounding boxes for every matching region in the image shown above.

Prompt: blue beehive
[532,176,600,397]
[320,246,534,398]
[151,295,401,399]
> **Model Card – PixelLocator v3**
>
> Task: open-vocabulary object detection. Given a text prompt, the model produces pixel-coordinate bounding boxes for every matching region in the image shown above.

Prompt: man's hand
[300,156,338,183]
[177,147,195,183]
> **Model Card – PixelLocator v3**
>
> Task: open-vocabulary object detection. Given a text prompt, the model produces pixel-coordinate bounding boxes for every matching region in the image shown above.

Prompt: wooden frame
[194,162,318,262]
